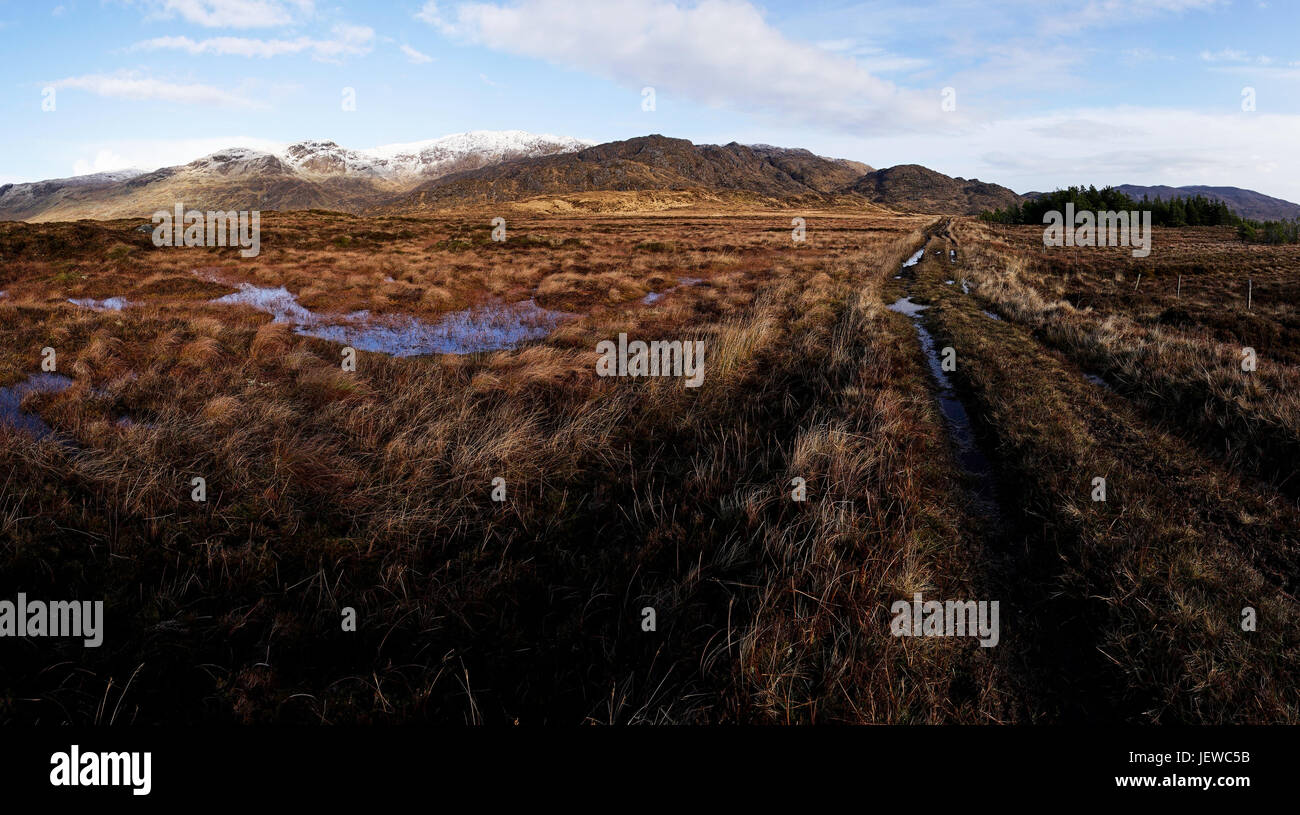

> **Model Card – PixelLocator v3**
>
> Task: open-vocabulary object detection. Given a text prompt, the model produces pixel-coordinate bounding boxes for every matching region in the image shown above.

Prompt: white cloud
[130,24,374,61]
[1200,48,1250,62]
[841,107,1300,202]
[1040,0,1221,35]
[68,136,289,175]
[138,0,315,28]
[1121,48,1175,63]
[417,0,958,136]
[944,42,1088,102]
[400,44,434,64]
[815,39,928,74]
[415,2,444,25]
[47,73,266,108]
[72,150,132,176]
[1209,64,1300,80]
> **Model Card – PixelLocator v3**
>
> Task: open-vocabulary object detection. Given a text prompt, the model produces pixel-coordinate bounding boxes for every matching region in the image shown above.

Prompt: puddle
[640,277,703,306]
[213,285,314,323]
[69,297,131,311]
[211,283,575,356]
[945,280,955,286]
[902,249,925,268]
[982,310,1002,321]
[887,296,931,318]
[0,373,74,438]
[1,372,144,438]
[888,296,998,508]
[950,250,957,263]
[961,279,971,294]
[1084,373,1113,391]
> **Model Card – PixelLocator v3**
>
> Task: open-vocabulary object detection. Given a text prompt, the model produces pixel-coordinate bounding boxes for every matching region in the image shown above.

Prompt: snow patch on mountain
[280,130,595,180]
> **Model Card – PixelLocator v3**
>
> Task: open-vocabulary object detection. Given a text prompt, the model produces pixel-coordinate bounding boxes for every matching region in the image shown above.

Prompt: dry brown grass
[4,209,1000,724]
[2,208,1292,724]
[902,219,1300,722]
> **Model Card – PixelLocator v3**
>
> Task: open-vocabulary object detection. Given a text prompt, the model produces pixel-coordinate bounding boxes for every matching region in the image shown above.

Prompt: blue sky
[3,0,1299,200]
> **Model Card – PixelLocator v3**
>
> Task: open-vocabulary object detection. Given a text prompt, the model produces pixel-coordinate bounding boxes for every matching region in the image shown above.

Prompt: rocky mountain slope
[0,131,593,222]
[374,135,876,212]
[846,164,1022,215]
[2,132,1039,220]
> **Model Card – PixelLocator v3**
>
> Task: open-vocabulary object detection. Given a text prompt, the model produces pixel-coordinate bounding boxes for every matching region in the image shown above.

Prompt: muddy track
[884,223,1121,720]
[917,221,1300,722]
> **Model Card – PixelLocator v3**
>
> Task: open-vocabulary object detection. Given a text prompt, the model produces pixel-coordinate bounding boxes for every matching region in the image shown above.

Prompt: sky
[2,0,1299,201]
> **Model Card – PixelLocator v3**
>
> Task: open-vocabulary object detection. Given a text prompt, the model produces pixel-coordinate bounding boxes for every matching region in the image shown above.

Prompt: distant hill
[375,136,1021,215]
[373,135,871,213]
[2,132,1033,220]
[0,132,592,222]
[0,169,148,221]
[1114,185,1300,221]
[846,164,1022,215]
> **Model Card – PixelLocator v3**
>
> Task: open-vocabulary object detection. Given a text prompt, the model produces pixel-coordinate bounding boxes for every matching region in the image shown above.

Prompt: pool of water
[640,276,703,306]
[888,296,997,507]
[211,283,575,356]
[0,372,74,438]
[1084,373,1113,391]
[887,295,931,318]
[902,249,925,268]
[69,297,131,311]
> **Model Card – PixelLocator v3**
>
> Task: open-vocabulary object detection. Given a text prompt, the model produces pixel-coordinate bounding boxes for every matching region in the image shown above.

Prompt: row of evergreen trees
[1237,218,1300,244]
[979,185,1297,244]
[979,185,1237,227]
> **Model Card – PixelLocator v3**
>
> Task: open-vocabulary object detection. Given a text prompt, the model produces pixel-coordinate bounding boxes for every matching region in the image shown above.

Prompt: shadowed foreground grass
[1,210,1008,723]
[1,210,1295,723]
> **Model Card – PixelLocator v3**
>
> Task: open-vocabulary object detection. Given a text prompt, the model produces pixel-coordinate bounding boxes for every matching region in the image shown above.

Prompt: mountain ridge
[0,131,594,222]
[6,133,1297,223]
[1113,184,1300,221]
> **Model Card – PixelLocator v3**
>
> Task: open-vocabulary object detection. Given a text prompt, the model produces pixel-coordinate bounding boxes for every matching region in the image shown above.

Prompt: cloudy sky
[3,0,1298,200]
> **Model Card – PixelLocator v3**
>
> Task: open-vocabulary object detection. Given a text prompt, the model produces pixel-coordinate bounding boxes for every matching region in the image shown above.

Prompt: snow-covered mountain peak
[187,148,288,176]
[364,130,594,161]
[278,130,594,180]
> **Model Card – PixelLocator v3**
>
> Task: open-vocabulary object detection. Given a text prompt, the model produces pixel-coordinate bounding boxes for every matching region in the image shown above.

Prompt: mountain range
[0,131,593,222]
[0,132,1022,221]
[1,131,1295,222]
[1112,184,1300,222]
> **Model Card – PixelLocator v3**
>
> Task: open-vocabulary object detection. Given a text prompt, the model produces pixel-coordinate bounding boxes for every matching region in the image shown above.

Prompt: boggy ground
[900,221,1300,722]
[0,209,1295,723]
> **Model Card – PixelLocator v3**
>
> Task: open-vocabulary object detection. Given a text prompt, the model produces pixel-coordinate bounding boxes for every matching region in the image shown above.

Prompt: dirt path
[905,221,1300,722]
